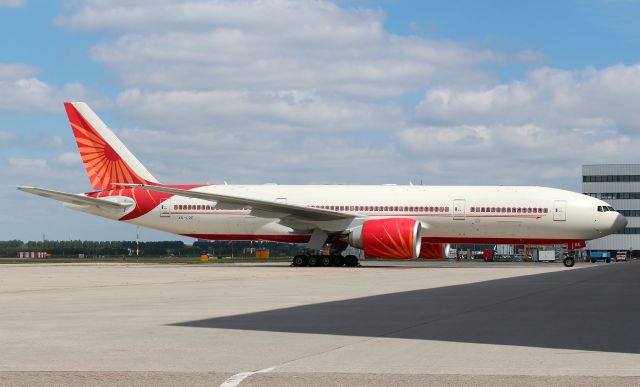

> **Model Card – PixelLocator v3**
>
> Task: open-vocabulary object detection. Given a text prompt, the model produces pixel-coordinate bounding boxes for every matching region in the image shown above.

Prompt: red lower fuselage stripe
[181,234,312,243]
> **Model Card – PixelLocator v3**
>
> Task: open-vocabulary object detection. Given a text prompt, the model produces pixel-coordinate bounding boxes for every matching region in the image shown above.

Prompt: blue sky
[1,0,640,241]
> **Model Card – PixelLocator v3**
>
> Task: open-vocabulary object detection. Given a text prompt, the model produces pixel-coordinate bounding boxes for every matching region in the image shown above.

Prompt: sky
[2,0,640,241]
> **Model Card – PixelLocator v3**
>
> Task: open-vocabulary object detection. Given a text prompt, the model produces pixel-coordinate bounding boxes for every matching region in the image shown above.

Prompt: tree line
[0,240,304,258]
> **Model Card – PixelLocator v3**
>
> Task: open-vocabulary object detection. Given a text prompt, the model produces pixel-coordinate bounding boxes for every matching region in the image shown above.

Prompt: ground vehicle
[538,250,556,262]
[590,251,611,263]
[615,251,629,262]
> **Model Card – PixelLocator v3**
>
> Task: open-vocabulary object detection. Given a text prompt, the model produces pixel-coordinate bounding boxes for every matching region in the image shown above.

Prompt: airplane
[18,102,628,267]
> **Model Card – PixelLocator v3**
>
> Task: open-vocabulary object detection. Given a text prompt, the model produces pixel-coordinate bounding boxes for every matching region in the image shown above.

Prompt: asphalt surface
[1,260,639,386]
[177,261,639,354]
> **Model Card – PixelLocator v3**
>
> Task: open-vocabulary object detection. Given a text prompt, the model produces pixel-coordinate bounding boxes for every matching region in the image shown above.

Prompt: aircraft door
[453,199,466,220]
[160,199,171,218]
[553,200,566,221]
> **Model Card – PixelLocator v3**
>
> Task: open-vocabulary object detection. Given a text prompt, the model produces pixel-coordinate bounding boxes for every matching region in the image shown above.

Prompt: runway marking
[219,366,276,387]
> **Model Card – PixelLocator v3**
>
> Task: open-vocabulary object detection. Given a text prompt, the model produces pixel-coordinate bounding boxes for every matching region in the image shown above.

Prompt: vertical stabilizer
[64,102,159,190]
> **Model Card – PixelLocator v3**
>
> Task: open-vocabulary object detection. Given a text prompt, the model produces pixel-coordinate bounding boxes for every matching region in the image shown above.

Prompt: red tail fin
[64,102,159,190]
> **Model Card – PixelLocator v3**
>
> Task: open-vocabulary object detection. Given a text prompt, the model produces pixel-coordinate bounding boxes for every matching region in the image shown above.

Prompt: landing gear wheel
[345,254,359,267]
[335,255,346,267]
[293,254,308,267]
[563,257,575,267]
[321,256,333,267]
[308,255,320,266]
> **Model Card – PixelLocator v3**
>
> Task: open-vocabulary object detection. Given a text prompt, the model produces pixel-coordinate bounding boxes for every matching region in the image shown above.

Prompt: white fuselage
[72,185,626,245]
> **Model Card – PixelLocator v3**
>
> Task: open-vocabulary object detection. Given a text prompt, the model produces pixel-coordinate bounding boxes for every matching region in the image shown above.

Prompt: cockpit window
[597,206,603,212]
[608,206,616,212]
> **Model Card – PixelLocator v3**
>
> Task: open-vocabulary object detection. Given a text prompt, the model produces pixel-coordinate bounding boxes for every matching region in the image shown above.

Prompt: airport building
[582,164,640,254]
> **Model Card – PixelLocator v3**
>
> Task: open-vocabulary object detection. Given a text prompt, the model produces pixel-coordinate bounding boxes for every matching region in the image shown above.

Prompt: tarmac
[1,260,639,386]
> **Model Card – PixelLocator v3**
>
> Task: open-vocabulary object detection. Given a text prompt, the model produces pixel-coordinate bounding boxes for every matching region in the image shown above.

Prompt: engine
[348,218,421,259]
[418,241,450,259]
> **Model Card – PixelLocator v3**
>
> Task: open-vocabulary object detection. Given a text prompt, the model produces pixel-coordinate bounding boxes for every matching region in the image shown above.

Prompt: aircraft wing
[17,186,133,211]
[115,183,354,222]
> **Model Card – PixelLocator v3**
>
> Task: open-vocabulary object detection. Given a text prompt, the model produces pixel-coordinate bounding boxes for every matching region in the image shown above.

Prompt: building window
[585,192,640,200]
[583,175,640,183]
[615,227,640,234]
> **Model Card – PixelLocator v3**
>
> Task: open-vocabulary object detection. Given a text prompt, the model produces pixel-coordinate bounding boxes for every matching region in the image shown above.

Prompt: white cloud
[0,0,25,7]
[115,88,404,133]
[0,64,37,79]
[0,131,14,144]
[404,63,640,184]
[0,63,102,113]
[8,158,48,169]
[58,0,499,97]
[416,65,640,132]
[52,152,81,167]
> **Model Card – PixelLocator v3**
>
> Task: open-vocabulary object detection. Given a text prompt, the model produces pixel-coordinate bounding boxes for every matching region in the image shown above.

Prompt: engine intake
[418,241,450,259]
[348,218,421,259]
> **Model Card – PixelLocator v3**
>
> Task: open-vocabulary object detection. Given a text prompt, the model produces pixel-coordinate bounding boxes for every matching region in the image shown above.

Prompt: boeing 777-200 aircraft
[18,102,628,267]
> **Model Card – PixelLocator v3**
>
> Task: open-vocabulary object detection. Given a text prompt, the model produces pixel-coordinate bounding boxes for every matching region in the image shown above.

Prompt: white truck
[538,250,556,262]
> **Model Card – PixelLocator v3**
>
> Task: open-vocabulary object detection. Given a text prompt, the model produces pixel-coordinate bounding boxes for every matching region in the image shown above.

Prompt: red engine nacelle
[418,241,450,259]
[348,218,421,259]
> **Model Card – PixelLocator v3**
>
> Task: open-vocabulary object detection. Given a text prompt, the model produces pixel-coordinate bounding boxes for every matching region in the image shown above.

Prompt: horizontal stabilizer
[17,186,133,210]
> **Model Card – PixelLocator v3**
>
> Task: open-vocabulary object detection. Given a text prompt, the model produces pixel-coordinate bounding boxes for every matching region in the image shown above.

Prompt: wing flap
[18,186,133,210]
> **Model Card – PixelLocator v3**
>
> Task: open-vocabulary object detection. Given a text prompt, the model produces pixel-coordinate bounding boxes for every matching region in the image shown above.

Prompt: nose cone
[613,214,628,232]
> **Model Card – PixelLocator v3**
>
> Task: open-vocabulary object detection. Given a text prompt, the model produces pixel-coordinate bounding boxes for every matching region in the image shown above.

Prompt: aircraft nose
[613,213,628,232]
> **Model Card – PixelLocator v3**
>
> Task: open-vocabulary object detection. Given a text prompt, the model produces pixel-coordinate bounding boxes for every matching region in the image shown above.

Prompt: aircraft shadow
[171,262,640,354]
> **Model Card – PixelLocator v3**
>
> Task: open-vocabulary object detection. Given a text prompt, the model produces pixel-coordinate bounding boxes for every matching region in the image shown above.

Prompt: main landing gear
[291,254,359,267]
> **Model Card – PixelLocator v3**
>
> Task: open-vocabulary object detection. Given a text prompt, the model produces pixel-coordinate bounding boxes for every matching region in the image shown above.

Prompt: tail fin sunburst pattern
[64,102,159,190]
